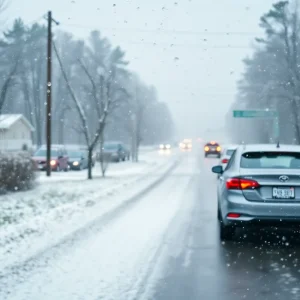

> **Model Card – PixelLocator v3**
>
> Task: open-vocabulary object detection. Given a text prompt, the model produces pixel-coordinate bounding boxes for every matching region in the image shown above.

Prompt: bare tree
[53,42,124,179]
[0,55,20,114]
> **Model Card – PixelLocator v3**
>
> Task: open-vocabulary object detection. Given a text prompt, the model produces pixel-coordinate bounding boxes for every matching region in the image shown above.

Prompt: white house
[0,114,35,151]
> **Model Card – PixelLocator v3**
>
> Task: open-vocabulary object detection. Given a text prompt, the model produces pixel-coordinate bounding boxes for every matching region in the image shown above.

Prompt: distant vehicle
[32,144,69,171]
[159,143,172,150]
[100,142,130,162]
[204,141,221,158]
[212,144,300,241]
[67,149,88,170]
[219,144,238,170]
[76,145,96,166]
[179,139,192,150]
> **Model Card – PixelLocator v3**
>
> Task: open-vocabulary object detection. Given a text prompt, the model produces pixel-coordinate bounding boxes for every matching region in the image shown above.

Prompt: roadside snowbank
[0,150,178,272]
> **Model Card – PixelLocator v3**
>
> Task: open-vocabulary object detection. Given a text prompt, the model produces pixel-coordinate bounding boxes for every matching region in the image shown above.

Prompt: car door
[218,150,237,215]
[57,149,64,168]
[63,148,68,169]
[118,144,124,160]
[83,151,89,168]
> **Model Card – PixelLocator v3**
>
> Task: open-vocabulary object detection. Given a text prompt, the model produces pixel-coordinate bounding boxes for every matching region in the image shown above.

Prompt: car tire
[218,206,221,221]
[220,222,235,241]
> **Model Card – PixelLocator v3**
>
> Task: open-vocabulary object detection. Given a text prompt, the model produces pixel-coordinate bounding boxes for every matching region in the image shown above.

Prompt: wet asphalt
[152,151,300,300]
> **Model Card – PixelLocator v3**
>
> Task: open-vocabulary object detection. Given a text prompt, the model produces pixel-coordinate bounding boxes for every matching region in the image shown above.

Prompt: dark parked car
[204,141,221,158]
[100,142,130,162]
[67,150,88,170]
[32,145,69,171]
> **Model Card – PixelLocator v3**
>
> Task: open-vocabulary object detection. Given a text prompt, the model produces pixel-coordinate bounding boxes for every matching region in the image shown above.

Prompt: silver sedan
[212,144,300,240]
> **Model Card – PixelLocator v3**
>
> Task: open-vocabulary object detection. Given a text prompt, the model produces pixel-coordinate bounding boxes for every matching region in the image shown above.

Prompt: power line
[111,40,250,48]
[61,23,260,36]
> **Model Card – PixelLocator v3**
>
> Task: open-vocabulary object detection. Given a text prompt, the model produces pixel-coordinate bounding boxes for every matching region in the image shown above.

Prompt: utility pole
[46,11,59,176]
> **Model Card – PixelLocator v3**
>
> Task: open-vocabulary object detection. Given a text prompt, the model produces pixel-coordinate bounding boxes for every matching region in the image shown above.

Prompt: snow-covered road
[2,150,300,300]
[0,149,178,272]
[0,152,197,300]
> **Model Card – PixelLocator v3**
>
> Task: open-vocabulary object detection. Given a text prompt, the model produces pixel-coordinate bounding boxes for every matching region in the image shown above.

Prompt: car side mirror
[212,165,223,174]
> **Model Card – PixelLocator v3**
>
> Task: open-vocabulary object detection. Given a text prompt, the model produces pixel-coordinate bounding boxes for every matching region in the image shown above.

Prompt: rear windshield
[104,143,119,150]
[241,152,300,169]
[226,149,235,156]
[34,149,58,157]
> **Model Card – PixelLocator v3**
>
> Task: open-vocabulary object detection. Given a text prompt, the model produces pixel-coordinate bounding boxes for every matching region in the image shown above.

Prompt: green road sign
[232,110,279,141]
[233,110,278,118]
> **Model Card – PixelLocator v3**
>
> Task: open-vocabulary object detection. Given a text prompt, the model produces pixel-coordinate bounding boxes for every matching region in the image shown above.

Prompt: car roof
[39,144,65,149]
[223,144,238,150]
[206,141,219,145]
[238,144,300,153]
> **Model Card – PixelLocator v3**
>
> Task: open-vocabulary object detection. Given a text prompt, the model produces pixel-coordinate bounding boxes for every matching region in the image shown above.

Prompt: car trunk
[239,168,300,202]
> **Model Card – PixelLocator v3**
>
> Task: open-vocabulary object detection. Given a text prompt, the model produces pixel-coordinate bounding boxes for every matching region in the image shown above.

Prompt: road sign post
[233,110,279,141]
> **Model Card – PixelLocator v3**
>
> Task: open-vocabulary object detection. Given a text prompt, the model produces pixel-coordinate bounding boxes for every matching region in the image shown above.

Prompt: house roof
[0,114,35,131]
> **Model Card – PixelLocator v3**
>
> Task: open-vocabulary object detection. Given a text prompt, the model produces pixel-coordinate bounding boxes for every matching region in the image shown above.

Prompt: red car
[32,145,69,171]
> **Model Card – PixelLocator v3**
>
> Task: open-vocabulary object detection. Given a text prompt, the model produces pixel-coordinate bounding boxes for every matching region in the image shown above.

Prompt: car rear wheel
[217,206,221,221]
[220,222,235,241]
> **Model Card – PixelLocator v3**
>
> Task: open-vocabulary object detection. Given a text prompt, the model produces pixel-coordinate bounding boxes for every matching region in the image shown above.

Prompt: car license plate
[211,147,215,151]
[273,187,295,199]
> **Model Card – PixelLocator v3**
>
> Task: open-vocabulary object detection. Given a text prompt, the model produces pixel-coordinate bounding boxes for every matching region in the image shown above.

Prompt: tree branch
[53,41,90,145]
[77,58,102,118]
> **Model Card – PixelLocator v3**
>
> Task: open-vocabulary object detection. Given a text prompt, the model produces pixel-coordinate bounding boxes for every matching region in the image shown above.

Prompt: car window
[224,150,236,171]
[241,152,300,169]
[104,143,118,150]
[34,149,58,157]
[226,149,235,156]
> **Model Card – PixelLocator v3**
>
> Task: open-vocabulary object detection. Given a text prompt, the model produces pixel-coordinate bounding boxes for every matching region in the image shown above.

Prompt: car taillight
[227,213,241,218]
[222,158,229,163]
[226,178,260,190]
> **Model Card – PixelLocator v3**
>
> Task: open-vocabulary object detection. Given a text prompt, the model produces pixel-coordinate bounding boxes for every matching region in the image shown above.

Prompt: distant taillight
[227,213,241,218]
[226,178,260,190]
[222,158,229,163]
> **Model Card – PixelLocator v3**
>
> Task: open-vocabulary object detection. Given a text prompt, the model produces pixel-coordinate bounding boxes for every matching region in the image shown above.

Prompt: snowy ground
[0,149,178,273]
[0,153,194,300]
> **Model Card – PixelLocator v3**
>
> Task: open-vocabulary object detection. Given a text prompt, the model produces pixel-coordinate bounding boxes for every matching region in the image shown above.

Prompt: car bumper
[37,164,57,171]
[205,151,220,155]
[222,192,300,226]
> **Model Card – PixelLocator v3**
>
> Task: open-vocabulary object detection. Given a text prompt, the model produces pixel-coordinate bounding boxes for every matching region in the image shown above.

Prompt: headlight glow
[50,160,57,166]
[166,144,171,149]
[73,161,79,166]
[159,144,164,149]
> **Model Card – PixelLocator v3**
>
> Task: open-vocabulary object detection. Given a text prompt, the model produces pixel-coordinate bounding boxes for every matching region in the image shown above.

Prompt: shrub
[0,151,36,193]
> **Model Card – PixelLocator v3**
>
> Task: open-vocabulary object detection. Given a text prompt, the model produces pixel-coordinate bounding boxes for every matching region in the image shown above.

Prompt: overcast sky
[6,0,276,140]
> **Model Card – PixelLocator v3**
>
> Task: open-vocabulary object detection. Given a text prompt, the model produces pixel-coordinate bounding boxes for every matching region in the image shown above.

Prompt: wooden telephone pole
[46,11,59,176]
